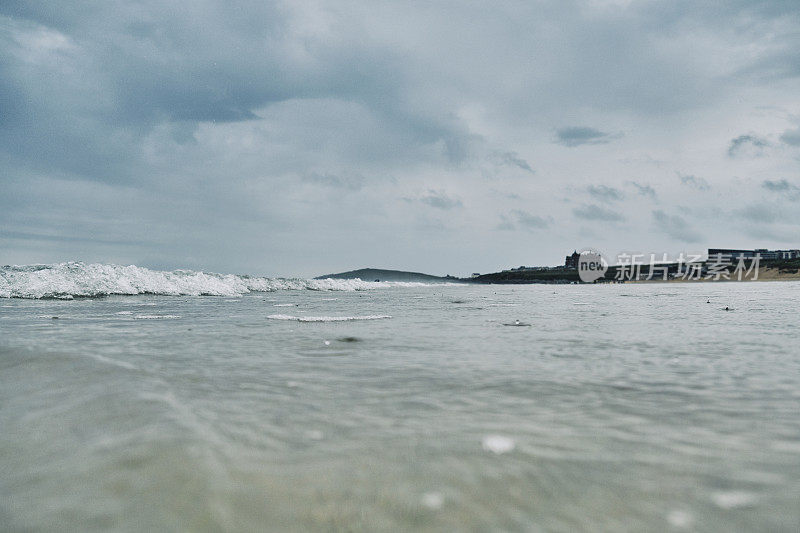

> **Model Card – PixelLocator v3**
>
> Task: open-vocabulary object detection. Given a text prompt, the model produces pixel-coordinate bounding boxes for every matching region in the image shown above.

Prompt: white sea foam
[666,510,694,528]
[711,491,758,509]
[421,492,444,510]
[482,435,516,454]
[267,314,392,322]
[0,262,429,299]
[134,315,181,320]
[89,354,139,371]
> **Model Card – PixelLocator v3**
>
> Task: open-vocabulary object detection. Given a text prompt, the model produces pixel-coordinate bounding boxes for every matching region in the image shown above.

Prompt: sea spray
[0,262,429,299]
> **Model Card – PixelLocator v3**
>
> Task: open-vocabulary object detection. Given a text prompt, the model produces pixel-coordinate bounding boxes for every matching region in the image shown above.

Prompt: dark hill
[315,268,456,283]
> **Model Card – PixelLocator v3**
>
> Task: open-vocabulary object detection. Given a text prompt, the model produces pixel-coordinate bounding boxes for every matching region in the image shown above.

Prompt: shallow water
[2,282,800,531]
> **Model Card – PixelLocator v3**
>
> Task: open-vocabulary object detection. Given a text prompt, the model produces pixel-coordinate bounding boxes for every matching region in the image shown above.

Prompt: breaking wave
[0,262,424,299]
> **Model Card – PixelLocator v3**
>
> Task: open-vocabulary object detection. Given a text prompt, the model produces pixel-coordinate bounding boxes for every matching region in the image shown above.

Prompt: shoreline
[466,266,800,285]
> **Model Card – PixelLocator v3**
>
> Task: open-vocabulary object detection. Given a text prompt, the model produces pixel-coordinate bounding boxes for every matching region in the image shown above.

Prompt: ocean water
[2,266,800,531]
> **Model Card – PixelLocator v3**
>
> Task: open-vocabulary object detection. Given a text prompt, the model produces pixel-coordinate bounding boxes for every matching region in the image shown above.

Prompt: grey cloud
[762,179,800,200]
[495,210,551,231]
[762,178,793,191]
[511,210,550,229]
[0,4,469,184]
[418,190,462,210]
[736,204,780,224]
[744,225,800,242]
[495,215,516,231]
[302,172,365,191]
[493,151,534,174]
[678,173,710,191]
[728,134,770,157]
[780,128,800,146]
[0,230,148,247]
[652,210,703,243]
[3,1,800,275]
[618,155,666,168]
[572,204,625,222]
[587,185,624,202]
[628,181,657,199]
[555,127,619,147]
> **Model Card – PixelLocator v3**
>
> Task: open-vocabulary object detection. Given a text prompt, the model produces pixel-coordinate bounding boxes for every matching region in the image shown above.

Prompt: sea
[1,263,799,532]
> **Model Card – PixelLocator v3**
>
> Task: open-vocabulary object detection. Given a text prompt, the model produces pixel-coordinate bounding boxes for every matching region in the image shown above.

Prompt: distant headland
[314,268,459,283]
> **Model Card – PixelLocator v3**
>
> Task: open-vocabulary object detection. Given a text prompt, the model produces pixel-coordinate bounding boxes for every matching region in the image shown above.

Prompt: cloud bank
[2,1,800,275]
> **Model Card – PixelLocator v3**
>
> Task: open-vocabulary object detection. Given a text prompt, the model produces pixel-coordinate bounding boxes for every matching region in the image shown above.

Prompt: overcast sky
[2,1,800,277]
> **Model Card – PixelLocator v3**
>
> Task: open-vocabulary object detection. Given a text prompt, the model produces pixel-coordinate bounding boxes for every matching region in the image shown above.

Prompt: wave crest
[0,262,420,299]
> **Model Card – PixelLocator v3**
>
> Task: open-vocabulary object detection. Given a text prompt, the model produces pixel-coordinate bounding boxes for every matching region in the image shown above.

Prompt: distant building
[755,249,778,260]
[708,248,800,261]
[565,250,580,269]
[471,272,481,278]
